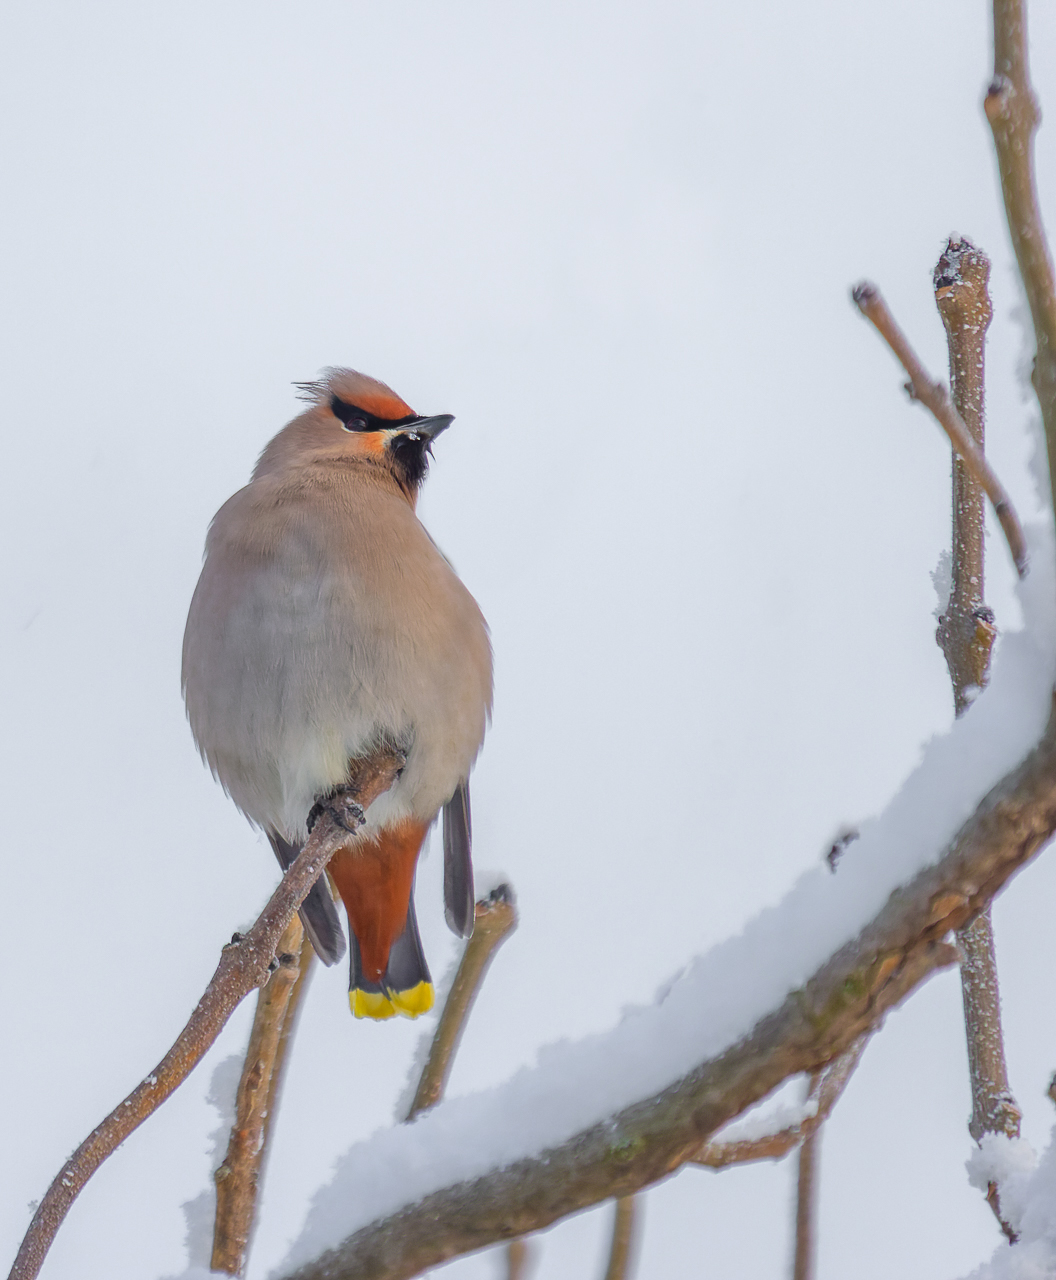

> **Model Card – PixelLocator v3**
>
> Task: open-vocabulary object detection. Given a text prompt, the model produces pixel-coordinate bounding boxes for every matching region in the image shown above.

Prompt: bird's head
[253,367,453,500]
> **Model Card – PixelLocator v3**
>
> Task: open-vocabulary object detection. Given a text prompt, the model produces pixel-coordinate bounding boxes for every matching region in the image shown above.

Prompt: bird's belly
[185,556,489,841]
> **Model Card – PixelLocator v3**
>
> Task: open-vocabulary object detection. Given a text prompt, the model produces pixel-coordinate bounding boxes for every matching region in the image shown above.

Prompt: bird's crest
[293,367,415,420]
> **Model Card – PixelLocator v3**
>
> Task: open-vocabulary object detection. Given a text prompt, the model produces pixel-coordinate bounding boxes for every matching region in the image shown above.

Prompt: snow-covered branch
[692,1039,867,1169]
[276,608,1056,1280]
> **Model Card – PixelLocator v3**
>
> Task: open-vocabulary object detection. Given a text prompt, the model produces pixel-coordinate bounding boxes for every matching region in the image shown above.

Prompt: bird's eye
[341,417,369,433]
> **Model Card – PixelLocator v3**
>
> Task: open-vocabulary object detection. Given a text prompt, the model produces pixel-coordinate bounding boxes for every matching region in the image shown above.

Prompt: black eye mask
[330,395,417,432]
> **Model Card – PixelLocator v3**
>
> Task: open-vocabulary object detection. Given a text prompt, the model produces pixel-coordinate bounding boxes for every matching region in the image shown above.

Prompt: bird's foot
[307,786,367,835]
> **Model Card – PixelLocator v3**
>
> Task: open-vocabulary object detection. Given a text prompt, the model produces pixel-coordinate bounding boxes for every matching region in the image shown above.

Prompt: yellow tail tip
[350,988,397,1020]
[391,981,435,1018]
[349,981,435,1021]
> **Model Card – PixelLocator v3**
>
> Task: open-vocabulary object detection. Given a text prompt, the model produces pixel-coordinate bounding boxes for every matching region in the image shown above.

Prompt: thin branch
[987,0,1056,516]
[960,911,1021,1243]
[8,745,406,1280]
[931,235,1023,1244]
[792,1074,821,1280]
[406,883,524,1276]
[506,1239,532,1280]
[260,913,317,1166]
[212,914,311,1275]
[602,1197,639,1280]
[851,281,1028,577]
[406,884,518,1120]
[934,237,998,712]
[692,1039,866,1169]
[279,701,1056,1280]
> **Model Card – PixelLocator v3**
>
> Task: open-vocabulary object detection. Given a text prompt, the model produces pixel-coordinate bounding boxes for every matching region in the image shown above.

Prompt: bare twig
[405,884,523,1273]
[934,237,998,713]
[852,281,1028,577]
[260,914,317,1164]
[692,1039,866,1169]
[792,1074,821,1280]
[960,911,1021,1244]
[931,235,1022,1243]
[506,1239,532,1280]
[279,703,1056,1280]
[986,0,1056,516]
[8,746,405,1280]
[212,915,310,1275]
[602,1197,639,1280]
[406,884,518,1120]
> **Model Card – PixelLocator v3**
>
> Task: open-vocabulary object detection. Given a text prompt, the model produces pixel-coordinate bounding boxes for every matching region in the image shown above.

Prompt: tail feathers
[350,894,434,1020]
[443,779,475,939]
[268,832,346,966]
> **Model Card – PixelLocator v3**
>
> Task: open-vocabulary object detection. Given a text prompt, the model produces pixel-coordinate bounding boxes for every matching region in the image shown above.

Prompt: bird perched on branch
[182,368,492,1019]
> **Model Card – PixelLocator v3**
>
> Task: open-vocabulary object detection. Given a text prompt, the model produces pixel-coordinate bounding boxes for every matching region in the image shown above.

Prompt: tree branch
[601,1197,639,1280]
[851,281,1028,577]
[260,914,317,1173]
[212,915,313,1275]
[934,237,998,712]
[407,884,518,1120]
[691,1039,866,1169]
[930,234,1023,1243]
[278,705,1056,1280]
[987,0,1056,516]
[506,1239,532,1280]
[792,1074,821,1280]
[8,745,406,1280]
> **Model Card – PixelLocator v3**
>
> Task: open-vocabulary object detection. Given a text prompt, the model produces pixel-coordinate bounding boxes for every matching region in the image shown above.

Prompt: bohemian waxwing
[182,368,492,1019]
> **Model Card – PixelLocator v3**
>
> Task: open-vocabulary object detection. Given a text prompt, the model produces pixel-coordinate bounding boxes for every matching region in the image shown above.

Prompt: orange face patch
[341,430,390,456]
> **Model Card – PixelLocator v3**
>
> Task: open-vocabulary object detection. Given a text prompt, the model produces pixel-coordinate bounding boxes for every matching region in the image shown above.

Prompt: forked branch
[8,745,406,1280]
[692,1039,867,1169]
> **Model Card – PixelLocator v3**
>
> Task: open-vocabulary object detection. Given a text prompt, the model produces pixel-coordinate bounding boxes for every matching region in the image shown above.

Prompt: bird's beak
[395,413,454,443]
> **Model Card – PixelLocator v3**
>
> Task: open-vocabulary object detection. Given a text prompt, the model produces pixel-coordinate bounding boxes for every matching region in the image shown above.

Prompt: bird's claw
[307,787,367,835]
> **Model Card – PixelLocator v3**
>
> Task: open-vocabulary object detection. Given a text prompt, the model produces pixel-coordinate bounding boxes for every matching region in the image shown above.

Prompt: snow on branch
[692,1038,867,1169]
[275,538,1056,1280]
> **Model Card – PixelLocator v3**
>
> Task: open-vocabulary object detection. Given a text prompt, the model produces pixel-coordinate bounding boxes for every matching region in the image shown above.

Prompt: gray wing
[268,831,346,966]
[442,779,475,938]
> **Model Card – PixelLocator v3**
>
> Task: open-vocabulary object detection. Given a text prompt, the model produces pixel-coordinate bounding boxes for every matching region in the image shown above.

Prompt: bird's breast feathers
[183,464,492,840]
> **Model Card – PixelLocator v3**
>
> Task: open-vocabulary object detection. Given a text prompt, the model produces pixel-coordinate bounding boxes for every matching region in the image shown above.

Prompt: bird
[182,367,492,1019]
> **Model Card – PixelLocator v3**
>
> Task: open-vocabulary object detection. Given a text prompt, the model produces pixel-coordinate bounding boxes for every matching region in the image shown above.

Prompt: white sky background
[2,2,1056,1278]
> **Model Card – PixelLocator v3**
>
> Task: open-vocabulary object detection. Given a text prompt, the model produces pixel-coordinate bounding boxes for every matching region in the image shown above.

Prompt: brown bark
[851,281,1028,578]
[8,745,405,1280]
[602,1197,639,1280]
[792,1082,820,1280]
[934,237,997,713]
[692,1039,866,1169]
[211,915,310,1275]
[987,0,1056,519]
[279,706,1056,1280]
[930,235,1022,1243]
[407,885,518,1120]
[506,1239,532,1280]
